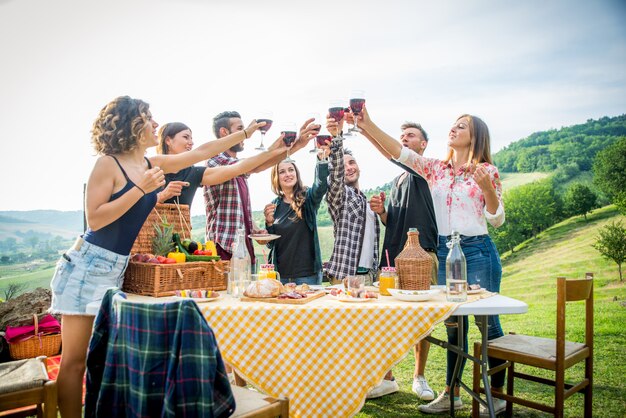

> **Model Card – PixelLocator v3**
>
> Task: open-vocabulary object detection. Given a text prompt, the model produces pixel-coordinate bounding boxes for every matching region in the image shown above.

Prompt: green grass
[0,261,56,295]
[355,205,626,417]
[500,172,550,190]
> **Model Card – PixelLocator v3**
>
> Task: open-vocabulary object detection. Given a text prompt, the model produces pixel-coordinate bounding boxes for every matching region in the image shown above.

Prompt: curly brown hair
[270,161,307,220]
[91,96,151,155]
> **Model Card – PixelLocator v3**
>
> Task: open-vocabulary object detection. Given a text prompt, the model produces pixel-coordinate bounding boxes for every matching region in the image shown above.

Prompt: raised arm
[251,118,320,173]
[356,106,403,160]
[201,138,289,186]
[308,157,330,208]
[151,120,266,174]
[86,156,164,231]
[346,111,392,159]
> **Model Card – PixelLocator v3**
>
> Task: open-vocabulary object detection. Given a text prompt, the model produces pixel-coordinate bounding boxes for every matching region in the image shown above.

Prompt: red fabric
[4,315,61,343]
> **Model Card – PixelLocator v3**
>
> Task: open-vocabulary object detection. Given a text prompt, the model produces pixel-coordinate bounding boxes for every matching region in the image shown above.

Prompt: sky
[1,0,625,216]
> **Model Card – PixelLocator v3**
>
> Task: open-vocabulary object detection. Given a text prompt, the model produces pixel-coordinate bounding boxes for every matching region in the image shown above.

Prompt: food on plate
[277,291,304,299]
[244,279,285,298]
[329,288,344,297]
[175,289,219,298]
[468,284,481,291]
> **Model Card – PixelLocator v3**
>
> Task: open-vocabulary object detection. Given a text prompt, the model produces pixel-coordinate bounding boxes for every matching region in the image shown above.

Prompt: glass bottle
[446,231,467,302]
[229,228,251,298]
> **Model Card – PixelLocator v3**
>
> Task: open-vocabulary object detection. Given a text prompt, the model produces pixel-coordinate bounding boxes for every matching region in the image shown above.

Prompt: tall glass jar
[229,228,251,298]
[379,267,398,296]
[258,264,280,281]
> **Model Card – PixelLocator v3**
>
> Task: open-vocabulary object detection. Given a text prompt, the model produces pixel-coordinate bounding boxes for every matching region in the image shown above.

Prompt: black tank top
[83,156,158,255]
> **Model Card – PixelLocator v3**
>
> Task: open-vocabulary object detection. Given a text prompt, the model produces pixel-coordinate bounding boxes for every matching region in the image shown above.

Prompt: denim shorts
[49,239,129,315]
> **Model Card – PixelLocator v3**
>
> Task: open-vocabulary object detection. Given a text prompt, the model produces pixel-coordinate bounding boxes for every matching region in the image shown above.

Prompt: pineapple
[152,222,175,256]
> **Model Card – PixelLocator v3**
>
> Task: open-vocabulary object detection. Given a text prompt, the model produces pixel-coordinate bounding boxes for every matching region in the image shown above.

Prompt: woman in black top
[157,122,286,208]
[264,152,329,285]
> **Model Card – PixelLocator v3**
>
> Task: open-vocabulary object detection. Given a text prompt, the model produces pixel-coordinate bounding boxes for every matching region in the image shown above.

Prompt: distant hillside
[0,210,82,241]
[493,114,626,172]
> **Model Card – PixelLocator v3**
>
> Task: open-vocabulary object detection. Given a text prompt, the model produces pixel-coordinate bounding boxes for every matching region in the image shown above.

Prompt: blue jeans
[437,234,506,388]
[280,271,322,286]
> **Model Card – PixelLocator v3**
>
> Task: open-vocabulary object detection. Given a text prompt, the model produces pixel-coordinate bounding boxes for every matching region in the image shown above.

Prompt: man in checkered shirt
[325,115,380,286]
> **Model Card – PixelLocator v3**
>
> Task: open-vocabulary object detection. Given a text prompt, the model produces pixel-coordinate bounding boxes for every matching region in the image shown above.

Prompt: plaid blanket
[85,289,235,418]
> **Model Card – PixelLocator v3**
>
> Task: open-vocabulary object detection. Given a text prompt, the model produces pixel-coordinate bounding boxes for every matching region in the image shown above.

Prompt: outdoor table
[426,294,528,418]
[86,291,526,418]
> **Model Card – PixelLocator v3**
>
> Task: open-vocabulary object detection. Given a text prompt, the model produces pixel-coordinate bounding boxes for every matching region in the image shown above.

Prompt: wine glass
[255,111,273,151]
[328,100,345,137]
[315,127,332,162]
[281,122,297,162]
[348,90,365,133]
[308,112,321,153]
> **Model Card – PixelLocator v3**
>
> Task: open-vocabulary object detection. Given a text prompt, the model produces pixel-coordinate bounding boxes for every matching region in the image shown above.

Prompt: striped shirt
[326,137,380,280]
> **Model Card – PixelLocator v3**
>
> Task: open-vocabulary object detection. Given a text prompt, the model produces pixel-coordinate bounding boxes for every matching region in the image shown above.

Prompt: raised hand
[157,180,188,203]
[297,117,319,144]
[369,191,386,215]
[472,164,494,192]
[138,166,166,194]
[263,203,277,226]
[326,112,344,137]
[267,132,288,152]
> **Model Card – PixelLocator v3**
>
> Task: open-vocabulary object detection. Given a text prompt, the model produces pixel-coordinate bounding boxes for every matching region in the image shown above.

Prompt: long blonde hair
[270,161,307,220]
[444,114,493,168]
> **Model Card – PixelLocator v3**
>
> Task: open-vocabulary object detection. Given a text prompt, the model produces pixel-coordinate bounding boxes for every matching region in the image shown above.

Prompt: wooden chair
[0,356,57,418]
[472,273,593,417]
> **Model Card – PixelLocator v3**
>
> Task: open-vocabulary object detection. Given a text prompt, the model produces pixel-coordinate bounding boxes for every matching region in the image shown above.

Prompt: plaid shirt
[86,289,235,418]
[326,137,379,280]
[203,152,251,252]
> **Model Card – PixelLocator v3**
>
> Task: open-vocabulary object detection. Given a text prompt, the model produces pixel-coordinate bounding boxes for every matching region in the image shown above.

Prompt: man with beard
[204,111,317,265]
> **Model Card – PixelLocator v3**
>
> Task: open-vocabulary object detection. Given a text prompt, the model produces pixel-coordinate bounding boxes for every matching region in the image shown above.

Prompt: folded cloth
[5,315,61,344]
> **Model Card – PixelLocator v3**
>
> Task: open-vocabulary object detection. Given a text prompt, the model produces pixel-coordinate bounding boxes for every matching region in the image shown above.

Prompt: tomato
[162,258,177,264]
[156,256,167,263]
[193,250,202,255]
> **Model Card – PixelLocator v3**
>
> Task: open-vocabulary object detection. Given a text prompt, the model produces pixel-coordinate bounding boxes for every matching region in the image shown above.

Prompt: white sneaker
[412,375,435,401]
[479,397,506,417]
[418,391,463,414]
[366,379,400,399]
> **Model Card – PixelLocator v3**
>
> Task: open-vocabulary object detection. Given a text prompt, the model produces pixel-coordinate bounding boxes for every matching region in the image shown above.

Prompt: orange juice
[379,267,398,296]
[259,264,279,281]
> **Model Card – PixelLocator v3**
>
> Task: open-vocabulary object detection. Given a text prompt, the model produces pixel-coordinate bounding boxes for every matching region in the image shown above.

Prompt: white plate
[248,234,281,241]
[172,296,220,303]
[387,288,440,302]
[307,285,325,291]
[372,281,380,288]
[467,288,485,295]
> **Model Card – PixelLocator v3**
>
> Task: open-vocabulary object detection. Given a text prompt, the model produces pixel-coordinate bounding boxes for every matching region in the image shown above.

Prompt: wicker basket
[8,315,62,360]
[123,203,228,296]
[394,229,433,290]
[130,203,192,254]
[123,259,229,297]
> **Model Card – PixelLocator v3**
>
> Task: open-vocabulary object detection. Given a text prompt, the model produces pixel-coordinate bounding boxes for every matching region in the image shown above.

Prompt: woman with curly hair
[156,122,288,209]
[49,96,272,418]
[263,144,330,285]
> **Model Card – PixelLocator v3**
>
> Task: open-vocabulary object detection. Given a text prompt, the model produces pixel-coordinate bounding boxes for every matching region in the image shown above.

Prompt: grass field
[499,172,550,190]
[354,205,626,417]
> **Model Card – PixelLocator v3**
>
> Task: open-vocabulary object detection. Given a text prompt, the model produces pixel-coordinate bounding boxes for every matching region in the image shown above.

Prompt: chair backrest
[86,288,235,418]
[556,273,594,361]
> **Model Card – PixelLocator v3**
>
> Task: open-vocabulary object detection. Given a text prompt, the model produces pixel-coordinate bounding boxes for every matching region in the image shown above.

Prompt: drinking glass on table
[281,122,297,162]
[255,111,273,150]
[348,90,365,134]
[344,276,365,298]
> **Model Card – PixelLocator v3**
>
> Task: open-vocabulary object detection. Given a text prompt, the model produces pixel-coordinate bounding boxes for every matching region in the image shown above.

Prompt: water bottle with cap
[229,228,251,298]
[446,231,467,302]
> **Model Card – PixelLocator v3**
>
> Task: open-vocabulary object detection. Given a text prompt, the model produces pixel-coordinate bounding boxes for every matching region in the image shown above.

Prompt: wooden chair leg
[42,380,58,418]
[280,397,289,418]
[555,368,565,418]
[584,356,593,418]
[233,369,247,387]
[506,362,514,417]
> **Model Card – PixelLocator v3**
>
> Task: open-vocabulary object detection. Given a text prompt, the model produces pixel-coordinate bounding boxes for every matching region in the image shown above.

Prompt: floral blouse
[396,147,505,237]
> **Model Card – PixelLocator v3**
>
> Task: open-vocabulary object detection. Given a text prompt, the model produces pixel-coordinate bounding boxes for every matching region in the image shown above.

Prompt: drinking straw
[385,249,391,267]
[262,248,268,265]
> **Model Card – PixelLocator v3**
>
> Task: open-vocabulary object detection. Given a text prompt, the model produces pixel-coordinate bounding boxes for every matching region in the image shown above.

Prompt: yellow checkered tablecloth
[200,294,457,418]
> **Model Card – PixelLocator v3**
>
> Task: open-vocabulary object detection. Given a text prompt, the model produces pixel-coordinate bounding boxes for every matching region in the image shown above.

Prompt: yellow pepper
[167,246,186,263]
[205,240,218,256]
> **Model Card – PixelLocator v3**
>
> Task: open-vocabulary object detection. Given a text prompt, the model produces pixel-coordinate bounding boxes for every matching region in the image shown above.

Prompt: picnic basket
[122,203,229,297]
[8,315,62,360]
[394,228,433,291]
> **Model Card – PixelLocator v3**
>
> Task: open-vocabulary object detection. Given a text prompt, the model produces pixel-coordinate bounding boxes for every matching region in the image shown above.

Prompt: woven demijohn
[394,228,433,290]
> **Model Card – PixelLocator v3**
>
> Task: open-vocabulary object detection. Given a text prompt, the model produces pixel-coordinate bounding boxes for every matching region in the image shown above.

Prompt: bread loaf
[244,279,285,298]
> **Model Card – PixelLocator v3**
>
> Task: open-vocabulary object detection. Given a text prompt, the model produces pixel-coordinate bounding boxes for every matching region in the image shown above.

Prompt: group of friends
[49,95,506,417]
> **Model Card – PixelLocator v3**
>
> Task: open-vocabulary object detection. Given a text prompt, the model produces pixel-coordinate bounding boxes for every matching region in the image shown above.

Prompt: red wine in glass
[282,131,297,146]
[316,135,332,147]
[255,118,273,150]
[257,119,273,134]
[350,98,365,114]
[328,107,345,122]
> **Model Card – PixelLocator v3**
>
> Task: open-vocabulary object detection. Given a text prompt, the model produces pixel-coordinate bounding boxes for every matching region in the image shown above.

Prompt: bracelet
[243,129,248,139]
[135,185,146,196]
